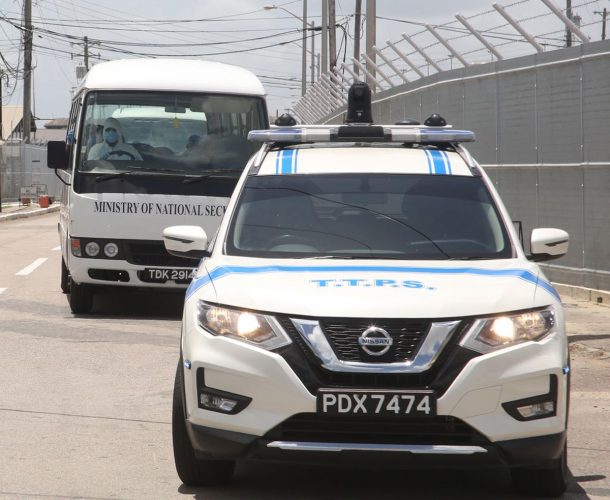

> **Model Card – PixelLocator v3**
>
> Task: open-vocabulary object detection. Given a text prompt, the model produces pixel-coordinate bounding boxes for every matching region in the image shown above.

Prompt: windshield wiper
[299,255,359,260]
[95,170,136,182]
[182,169,243,184]
[94,167,187,183]
[299,255,405,260]
[447,256,493,261]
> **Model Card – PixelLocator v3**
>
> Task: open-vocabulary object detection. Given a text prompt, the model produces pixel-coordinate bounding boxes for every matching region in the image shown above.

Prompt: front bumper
[69,256,193,289]
[181,308,569,465]
[186,420,566,468]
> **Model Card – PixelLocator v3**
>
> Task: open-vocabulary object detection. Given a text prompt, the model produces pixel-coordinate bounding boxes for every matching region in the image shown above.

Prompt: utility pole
[301,1,307,96]
[601,8,608,40]
[0,68,3,142]
[0,69,3,212]
[84,36,89,71]
[566,0,572,47]
[23,0,32,143]
[310,22,315,85]
[353,0,362,77]
[321,0,328,74]
[328,0,337,72]
[365,0,376,87]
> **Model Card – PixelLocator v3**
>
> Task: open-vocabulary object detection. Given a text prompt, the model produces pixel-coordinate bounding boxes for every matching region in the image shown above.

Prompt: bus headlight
[103,242,119,258]
[197,302,291,351]
[461,307,556,354]
[84,241,100,257]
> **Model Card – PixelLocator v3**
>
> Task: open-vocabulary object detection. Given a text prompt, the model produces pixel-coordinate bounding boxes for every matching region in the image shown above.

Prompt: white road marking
[52,246,61,251]
[16,258,48,276]
[0,288,7,295]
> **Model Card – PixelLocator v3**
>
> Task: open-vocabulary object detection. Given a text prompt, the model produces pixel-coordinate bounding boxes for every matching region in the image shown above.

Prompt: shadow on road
[176,462,594,499]
[569,334,610,342]
[72,287,185,320]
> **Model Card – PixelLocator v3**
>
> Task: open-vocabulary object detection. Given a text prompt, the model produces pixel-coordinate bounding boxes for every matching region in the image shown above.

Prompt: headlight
[103,242,119,258]
[460,307,556,354]
[84,241,100,257]
[197,302,291,351]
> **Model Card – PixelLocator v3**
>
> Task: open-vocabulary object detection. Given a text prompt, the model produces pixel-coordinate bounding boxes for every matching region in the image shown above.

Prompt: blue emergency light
[248,126,475,144]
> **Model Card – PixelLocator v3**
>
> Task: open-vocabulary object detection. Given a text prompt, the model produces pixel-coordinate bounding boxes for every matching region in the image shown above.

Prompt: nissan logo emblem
[358,327,393,356]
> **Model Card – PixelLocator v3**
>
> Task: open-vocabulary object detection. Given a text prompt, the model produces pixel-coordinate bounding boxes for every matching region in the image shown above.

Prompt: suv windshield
[77,91,266,177]
[227,173,513,260]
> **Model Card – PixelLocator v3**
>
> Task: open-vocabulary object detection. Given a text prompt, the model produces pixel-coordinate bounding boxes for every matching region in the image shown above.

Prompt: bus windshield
[77,91,267,177]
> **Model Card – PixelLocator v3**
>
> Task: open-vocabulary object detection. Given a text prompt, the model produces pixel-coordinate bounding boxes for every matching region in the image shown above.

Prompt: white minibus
[47,59,268,313]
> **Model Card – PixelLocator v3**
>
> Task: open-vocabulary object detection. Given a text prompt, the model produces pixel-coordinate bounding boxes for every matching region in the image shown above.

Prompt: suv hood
[189,258,559,318]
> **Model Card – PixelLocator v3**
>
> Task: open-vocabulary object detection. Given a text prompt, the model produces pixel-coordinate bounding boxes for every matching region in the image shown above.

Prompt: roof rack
[248,125,475,145]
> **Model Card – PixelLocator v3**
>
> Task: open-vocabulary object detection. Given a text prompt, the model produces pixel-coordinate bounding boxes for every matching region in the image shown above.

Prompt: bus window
[77,91,266,175]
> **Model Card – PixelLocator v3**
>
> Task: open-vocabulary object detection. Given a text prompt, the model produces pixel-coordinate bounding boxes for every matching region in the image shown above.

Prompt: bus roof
[76,59,266,97]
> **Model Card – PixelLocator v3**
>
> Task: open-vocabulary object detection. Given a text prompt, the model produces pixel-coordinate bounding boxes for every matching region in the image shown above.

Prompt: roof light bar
[248,126,475,144]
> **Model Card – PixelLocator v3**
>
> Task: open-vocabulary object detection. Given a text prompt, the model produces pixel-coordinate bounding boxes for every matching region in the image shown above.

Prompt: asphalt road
[0,213,608,500]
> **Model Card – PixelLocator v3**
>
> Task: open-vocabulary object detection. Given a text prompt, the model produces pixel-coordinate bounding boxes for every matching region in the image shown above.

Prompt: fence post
[493,3,544,53]
[386,40,425,79]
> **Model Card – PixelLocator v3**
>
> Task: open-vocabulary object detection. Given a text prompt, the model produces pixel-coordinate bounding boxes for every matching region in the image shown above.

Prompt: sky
[0,0,606,124]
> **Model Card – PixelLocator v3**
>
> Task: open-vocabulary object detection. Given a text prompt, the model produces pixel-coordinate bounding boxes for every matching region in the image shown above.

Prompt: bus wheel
[69,279,93,314]
[61,258,70,294]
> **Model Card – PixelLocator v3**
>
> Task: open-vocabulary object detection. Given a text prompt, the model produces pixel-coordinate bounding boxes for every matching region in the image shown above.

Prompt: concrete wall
[324,39,610,291]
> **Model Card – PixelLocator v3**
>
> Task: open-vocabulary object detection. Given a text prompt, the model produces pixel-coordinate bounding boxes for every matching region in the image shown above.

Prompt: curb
[554,282,610,306]
[0,204,60,222]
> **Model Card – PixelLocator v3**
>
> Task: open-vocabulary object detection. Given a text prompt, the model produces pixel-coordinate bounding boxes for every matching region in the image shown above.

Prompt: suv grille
[265,414,489,446]
[277,317,478,395]
[125,241,194,267]
[320,318,429,362]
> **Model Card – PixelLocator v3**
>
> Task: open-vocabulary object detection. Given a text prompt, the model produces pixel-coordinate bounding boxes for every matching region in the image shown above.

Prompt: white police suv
[164,83,571,497]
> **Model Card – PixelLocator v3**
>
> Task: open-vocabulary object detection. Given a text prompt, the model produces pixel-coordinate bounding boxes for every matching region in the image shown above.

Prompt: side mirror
[47,141,69,169]
[163,226,209,260]
[529,228,569,262]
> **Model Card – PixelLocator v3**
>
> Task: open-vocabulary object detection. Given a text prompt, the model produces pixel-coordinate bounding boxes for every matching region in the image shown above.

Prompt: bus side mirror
[529,228,569,262]
[47,141,69,169]
[163,226,210,260]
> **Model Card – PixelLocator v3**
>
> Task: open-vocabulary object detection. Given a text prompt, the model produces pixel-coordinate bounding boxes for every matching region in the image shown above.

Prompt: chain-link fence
[0,143,62,207]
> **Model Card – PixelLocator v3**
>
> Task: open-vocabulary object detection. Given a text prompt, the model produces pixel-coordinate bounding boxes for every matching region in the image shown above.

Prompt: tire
[172,360,235,486]
[69,278,93,314]
[60,258,70,294]
[511,444,568,497]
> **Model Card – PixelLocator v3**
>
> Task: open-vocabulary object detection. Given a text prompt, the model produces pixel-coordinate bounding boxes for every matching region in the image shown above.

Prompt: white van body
[53,59,268,313]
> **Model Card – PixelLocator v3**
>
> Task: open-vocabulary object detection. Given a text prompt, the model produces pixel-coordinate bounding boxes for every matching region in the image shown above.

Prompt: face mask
[104,129,119,146]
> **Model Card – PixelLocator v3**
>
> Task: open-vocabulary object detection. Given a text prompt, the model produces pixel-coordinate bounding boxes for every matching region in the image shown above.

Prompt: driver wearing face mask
[87,117,143,161]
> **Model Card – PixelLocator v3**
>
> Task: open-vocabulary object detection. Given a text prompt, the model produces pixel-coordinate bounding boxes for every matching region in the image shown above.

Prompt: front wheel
[60,258,70,294]
[511,444,568,497]
[69,279,93,314]
[172,360,235,486]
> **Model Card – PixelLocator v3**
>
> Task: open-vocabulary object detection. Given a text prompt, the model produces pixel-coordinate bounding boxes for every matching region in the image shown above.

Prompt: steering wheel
[105,150,136,160]
[266,234,316,250]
